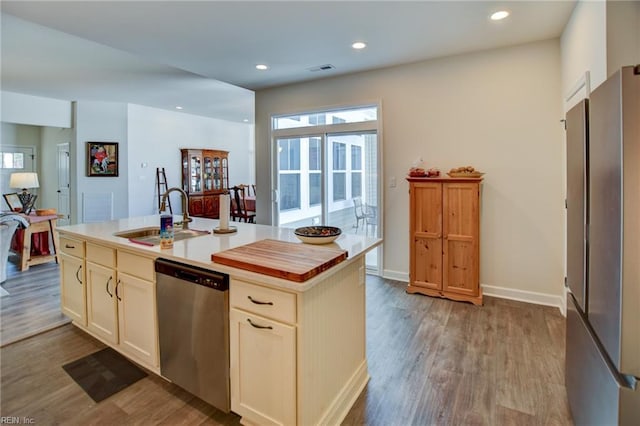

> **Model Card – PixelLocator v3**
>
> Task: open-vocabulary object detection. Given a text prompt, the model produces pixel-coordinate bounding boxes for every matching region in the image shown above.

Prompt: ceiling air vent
[308,64,336,72]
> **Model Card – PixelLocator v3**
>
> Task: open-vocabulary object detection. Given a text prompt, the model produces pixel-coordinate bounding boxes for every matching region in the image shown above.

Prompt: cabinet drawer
[59,236,85,258]
[86,243,116,268]
[117,251,155,282]
[231,280,296,324]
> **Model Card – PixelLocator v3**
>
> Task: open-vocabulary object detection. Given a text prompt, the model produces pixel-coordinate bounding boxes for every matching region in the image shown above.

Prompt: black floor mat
[62,347,147,402]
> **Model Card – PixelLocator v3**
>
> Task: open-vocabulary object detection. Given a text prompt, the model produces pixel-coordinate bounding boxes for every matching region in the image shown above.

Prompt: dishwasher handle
[155,258,229,291]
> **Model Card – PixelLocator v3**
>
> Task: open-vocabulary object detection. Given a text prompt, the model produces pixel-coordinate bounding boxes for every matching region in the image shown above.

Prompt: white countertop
[57,215,382,292]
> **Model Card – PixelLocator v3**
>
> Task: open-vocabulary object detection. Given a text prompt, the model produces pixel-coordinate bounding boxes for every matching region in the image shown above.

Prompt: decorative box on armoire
[406,176,483,305]
[181,149,229,219]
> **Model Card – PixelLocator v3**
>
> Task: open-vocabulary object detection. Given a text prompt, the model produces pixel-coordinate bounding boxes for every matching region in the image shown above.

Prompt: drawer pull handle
[106,276,113,297]
[247,318,273,330]
[247,296,273,305]
[115,279,122,301]
[75,265,83,285]
[65,244,76,249]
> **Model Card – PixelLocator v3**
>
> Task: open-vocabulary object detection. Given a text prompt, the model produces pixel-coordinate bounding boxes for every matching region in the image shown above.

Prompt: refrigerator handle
[570,294,637,390]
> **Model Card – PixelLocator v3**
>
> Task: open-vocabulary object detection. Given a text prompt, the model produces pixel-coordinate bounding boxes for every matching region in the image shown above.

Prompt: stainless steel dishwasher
[155,258,230,412]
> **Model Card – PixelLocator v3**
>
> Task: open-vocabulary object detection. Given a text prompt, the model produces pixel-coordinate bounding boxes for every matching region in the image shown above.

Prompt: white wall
[40,127,72,209]
[560,0,607,108]
[74,101,128,222]
[127,104,254,216]
[606,0,640,76]
[256,39,565,303]
[1,91,72,128]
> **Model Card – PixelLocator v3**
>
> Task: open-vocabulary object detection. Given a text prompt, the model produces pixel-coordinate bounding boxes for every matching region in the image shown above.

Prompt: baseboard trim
[482,284,564,314]
[382,269,409,282]
[379,271,564,314]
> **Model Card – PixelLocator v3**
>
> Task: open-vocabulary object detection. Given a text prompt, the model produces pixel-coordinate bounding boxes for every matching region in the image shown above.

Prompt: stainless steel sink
[114,227,209,245]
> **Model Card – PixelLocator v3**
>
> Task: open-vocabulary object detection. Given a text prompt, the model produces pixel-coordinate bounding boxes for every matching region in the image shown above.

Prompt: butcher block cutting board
[211,239,348,282]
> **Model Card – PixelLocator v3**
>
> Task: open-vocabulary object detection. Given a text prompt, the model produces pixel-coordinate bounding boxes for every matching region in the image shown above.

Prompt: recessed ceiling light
[256,64,269,70]
[243,119,249,123]
[352,41,367,50]
[490,10,510,20]
[175,106,183,110]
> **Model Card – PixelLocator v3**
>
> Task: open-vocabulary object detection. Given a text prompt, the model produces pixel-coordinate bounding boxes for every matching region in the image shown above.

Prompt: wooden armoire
[406,176,483,305]
[181,149,229,219]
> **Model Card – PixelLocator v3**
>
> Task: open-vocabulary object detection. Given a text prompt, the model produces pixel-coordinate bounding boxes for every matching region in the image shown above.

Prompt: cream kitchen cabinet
[59,236,86,326]
[58,234,159,371]
[116,251,158,368]
[230,279,297,426]
[230,258,368,426]
[86,242,118,344]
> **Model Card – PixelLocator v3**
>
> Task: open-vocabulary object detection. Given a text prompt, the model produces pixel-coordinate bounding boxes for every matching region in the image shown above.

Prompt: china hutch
[406,176,483,305]
[181,149,229,219]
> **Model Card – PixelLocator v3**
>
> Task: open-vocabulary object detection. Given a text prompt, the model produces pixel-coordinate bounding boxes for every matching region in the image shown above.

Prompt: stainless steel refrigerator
[565,65,639,425]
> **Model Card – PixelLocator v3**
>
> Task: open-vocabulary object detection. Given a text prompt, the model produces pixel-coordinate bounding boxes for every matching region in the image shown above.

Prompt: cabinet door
[189,152,203,193]
[203,195,217,218]
[189,196,204,217]
[410,182,443,290]
[230,309,296,426]
[86,261,118,344]
[117,272,159,368]
[443,182,479,296]
[60,252,86,326]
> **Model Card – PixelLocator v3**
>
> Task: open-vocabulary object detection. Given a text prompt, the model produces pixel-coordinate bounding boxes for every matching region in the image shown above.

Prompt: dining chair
[230,185,256,223]
[352,197,367,232]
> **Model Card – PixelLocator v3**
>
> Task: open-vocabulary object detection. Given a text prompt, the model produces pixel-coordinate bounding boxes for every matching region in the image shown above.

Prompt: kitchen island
[57,215,382,426]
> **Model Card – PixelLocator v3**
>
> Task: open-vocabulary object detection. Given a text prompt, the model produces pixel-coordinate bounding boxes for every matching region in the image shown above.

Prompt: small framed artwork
[3,193,22,212]
[87,142,119,177]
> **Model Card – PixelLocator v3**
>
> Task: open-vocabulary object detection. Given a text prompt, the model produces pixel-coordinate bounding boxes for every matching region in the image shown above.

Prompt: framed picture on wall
[87,142,119,177]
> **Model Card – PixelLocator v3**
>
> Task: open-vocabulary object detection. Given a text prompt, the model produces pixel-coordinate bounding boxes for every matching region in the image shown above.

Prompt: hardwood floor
[0,274,573,425]
[0,255,70,347]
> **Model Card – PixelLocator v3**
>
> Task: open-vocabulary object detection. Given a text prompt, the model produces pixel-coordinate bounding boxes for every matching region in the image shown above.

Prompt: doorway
[272,105,381,272]
[57,143,71,226]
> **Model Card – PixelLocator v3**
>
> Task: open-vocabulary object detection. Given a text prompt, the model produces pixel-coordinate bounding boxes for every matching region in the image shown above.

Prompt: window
[280,174,300,210]
[309,138,321,171]
[273,105,377,130]
[1,152,25,169]
[309,173,321,206]
[278,139,300,170]
[333,142,346,170]
[333,172,346,201]
[351,146,362,170]
[352,172,362,198]
[309,114,326,126]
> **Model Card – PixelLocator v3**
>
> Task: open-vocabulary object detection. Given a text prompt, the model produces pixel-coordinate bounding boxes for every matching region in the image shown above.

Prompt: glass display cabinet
[181,149,229,218]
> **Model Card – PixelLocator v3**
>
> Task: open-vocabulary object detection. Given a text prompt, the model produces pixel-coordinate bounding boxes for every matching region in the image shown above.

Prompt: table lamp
[9,172,39,214]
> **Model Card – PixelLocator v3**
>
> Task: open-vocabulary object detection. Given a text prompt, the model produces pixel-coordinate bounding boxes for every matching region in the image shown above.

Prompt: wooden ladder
[156,167,172,213]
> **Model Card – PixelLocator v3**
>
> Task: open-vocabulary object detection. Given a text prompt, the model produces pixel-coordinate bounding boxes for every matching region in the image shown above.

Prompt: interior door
[57,143,71,226]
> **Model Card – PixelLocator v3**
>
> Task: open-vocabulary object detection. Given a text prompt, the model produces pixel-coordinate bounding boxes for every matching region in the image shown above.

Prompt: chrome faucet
[160,187,192,229]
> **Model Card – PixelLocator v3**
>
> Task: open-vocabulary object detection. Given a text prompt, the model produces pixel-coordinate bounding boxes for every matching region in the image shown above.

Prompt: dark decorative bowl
[294,226,342,244]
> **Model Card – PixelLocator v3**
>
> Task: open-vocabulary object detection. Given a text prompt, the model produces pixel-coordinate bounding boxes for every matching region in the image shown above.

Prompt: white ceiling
[1,1,576,123]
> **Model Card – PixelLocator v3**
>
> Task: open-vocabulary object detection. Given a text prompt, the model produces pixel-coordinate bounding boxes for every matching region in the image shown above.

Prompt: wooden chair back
[230,185,256,223]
